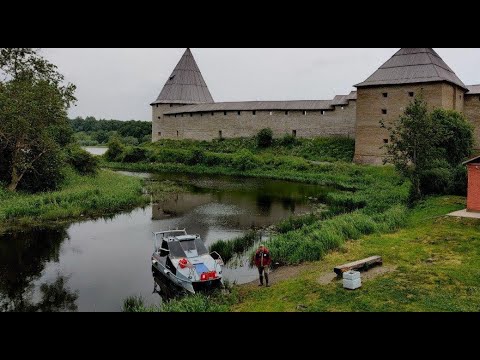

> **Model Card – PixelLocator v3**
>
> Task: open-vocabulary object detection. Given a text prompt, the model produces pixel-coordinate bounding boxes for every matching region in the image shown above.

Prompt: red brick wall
[467,163,480,212]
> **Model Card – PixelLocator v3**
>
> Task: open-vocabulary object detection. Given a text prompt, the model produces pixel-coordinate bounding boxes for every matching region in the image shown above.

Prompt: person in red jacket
[254,244,272,287]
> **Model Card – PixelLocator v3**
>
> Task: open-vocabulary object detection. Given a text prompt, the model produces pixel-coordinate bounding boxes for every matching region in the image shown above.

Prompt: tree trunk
[7,164,22,192]
[7,141,24,192]
[7,141,46,192]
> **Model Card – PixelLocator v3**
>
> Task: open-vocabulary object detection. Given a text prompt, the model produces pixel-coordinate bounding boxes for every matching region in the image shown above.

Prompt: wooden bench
[334,256,383,276]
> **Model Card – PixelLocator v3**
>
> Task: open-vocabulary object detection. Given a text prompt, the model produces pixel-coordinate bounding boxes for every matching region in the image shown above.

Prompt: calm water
[0,173,331,312]
[83,146,108,156]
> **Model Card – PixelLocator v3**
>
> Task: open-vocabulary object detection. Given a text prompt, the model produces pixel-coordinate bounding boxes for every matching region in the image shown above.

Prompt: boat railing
[210,251,224,273]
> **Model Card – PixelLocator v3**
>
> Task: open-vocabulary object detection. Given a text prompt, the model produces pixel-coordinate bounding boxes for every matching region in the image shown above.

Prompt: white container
[343,271,362,290]
[343,270,361,281]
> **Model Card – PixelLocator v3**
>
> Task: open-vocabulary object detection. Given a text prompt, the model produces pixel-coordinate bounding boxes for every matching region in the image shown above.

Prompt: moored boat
[151,230,224,294]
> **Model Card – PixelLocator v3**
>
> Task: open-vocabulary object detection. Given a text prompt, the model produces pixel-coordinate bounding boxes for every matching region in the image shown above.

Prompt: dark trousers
[257,266,269,285]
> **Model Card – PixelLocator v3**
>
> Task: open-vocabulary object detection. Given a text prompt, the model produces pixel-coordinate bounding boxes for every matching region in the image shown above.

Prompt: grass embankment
[147,137,355,163]
[122,288,239,313]
[234,196,480,312]
[0,168,148,231]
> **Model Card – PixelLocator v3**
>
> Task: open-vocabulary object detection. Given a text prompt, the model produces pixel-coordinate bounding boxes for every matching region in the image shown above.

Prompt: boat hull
[152,257,223,294]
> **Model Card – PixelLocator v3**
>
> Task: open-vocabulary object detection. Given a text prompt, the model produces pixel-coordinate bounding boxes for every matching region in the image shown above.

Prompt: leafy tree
[65,145,99,175]
[382,96,474,201]
[257,128,273,148]
[105,137,125,162]
[0,48,76,192]
[69,117,151,145]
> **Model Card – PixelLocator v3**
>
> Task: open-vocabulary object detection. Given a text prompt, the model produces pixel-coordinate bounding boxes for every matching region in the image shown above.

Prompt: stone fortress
[151,48,480,164]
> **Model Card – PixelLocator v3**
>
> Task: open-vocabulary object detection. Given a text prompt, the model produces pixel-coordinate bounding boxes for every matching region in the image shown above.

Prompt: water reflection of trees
[0,228,78,312]
[256,194,273,215]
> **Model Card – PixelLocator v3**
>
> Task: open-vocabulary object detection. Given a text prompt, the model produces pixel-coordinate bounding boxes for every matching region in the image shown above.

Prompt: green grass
[122,289,239,312]
[266,205,408,265]
[209,231,260,264]
[233,196,480,312]
[0,168,148,231]
[145,136,355,163]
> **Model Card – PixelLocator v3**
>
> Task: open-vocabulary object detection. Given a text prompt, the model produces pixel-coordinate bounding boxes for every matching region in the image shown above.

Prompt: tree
[257,128,273,148]
[0,48,76,192]
[382,95,474,201]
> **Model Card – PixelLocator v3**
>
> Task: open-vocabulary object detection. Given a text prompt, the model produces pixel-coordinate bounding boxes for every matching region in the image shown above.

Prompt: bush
[19,147,65,193]
[105,138,125,162]
[66,146,99,175]
[451,164,467,196]
[123,136,140,146]
[419,164,453,196]
[187,149,205,166]
[232,149,258,171]
[279,134,299,147]
[257,128,273,148]
[122,147,148,163]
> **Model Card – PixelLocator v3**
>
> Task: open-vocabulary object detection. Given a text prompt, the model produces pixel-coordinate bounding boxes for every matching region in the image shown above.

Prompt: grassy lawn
[233,196,480,312]
[0,169,148,231]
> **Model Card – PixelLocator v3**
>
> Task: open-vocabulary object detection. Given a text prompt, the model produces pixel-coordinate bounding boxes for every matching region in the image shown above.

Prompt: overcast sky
[42,48,480,121]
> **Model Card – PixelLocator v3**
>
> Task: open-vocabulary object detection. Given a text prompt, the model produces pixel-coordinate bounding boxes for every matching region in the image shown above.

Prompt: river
[82,146,108,156]
[0,172,331,312]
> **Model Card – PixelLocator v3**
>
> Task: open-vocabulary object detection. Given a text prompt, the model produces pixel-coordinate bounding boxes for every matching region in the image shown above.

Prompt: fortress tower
[353,48,469,164]
[151,48,214,142]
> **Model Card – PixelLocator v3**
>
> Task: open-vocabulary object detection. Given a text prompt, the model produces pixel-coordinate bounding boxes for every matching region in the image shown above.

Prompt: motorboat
[151,230,224,294]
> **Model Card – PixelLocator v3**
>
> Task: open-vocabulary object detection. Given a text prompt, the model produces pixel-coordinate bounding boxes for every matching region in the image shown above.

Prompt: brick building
[464,156,480,212]
[151,48,480,164]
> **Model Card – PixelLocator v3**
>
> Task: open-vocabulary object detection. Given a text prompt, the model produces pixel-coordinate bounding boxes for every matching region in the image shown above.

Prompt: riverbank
[125,196,480,312]
[0,169,148,232]
[234,196,480,312]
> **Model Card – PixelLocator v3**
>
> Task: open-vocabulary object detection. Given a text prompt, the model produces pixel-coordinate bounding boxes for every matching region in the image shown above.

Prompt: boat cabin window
[181,240,197,252]
[159,240,169,257]
[194,238,209,256]
[168,241,187,259]
[179,238,209,256]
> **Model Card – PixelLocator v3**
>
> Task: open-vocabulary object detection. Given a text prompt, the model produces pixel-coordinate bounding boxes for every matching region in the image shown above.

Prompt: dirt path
[244,263,312,286]
[243,264,397,287]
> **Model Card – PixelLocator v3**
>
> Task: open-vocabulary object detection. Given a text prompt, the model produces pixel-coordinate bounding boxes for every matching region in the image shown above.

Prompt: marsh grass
[144,180,185,202]
[0,168,148,228]
[267,205,408,265]
[209,231,259,264]
[122,289,239,312]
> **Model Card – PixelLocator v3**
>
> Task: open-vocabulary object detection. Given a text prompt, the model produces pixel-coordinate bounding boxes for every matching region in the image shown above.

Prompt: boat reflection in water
[151,266,186,303]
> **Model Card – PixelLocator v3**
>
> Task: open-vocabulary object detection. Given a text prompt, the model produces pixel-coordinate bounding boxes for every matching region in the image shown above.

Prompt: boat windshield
[178,239,209,256]
[168,242,186,258]
[195,238,209,256]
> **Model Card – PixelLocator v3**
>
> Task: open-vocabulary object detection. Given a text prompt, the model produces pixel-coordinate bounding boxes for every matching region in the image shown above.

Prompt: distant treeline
[70,116,151,146]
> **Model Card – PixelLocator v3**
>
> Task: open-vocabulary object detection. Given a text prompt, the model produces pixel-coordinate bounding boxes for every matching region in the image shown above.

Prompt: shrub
[18,147,65,193]
[105,138,125,162]
[419,162,453,196]
[279,134,299,147]
[187,149,205,166]
[66,146,99,175]
[256,128,273,148]
[122,147,148,163]
[451,164,467,196]
[232,149,259,171]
